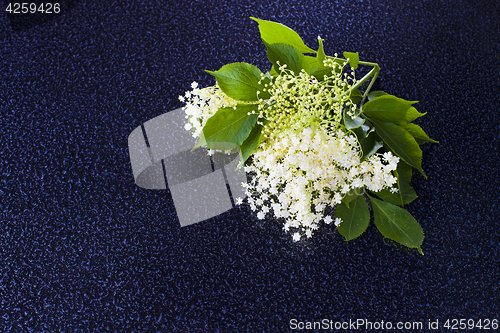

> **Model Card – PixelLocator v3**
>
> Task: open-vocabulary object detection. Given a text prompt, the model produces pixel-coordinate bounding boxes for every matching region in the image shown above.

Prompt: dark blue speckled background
[1,0,499,331]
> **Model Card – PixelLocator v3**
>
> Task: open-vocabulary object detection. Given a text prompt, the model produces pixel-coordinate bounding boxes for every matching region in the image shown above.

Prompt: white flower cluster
[179,82,238,138]
[180,76,400,242]
[239,125,399,241]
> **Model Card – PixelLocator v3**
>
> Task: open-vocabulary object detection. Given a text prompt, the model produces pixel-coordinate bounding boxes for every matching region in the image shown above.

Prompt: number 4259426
[6,3,60,14]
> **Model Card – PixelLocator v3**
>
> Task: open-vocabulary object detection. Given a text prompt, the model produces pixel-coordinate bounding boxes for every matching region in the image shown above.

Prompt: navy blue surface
[1,0,499,331]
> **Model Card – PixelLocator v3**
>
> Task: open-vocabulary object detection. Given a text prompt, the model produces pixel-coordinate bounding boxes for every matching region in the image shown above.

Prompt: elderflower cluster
[180,64,400,242]
[257,59,357,140]
[180,82,238,138]
[239,126,399,241]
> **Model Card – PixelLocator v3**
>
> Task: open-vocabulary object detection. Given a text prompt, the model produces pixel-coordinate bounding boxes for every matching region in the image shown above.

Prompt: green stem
[326,58,380,103]
[350,67,376,92]
[359,64,379,106]
[358,60,379,67]
[327,57,379,70]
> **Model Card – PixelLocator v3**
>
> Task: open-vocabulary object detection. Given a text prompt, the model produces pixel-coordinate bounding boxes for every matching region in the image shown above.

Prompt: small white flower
[390,187,399,193]
[333,193,342,205]
[386,162,398,171]
[191,81,199,89]
[347,135,357,146]
[292,232,301,242]
[257,211,265,219]
[334,218,342,227]
[315,203,325,212]
[351,178,363,188]
[324,216,333,224]
[235,197,243,205]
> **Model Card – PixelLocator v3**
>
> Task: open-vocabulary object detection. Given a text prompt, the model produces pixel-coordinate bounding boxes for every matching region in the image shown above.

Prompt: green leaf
[362,94,425,124]
[373,189,399,206]
[341,188,361,208]
[206,62,268,102]
[368,195,424,252]
[264,42,304,75]
[238,123,265,168]
[374,161,417,206]
[367,90,388,101]
[395,160,417,205]
[344,109,364,130]
[360,131,383,161]
[196,104,259,149]
[352,123,371,142]
[317,37,326,64]
[310,63,335,81]
[250,17,315,54]
[307,53,343,81]
[370,119,427,178]
[376,161,418,206]
[303,55,319,75]
[343,52,359,69]
[349,88,363,104]
[336,195,370,241]
[269,66,280,77]
[400,122,438,145]
[376,185,418,207]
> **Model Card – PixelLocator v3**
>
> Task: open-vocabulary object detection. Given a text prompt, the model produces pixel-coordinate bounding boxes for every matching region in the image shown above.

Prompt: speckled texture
[1,0,499,331]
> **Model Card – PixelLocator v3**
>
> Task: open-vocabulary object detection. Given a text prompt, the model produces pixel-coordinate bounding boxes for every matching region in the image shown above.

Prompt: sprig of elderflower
[175,17,435,253]
[241,125,399,241]
[257,60,357,142]
[180,82,239,138]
